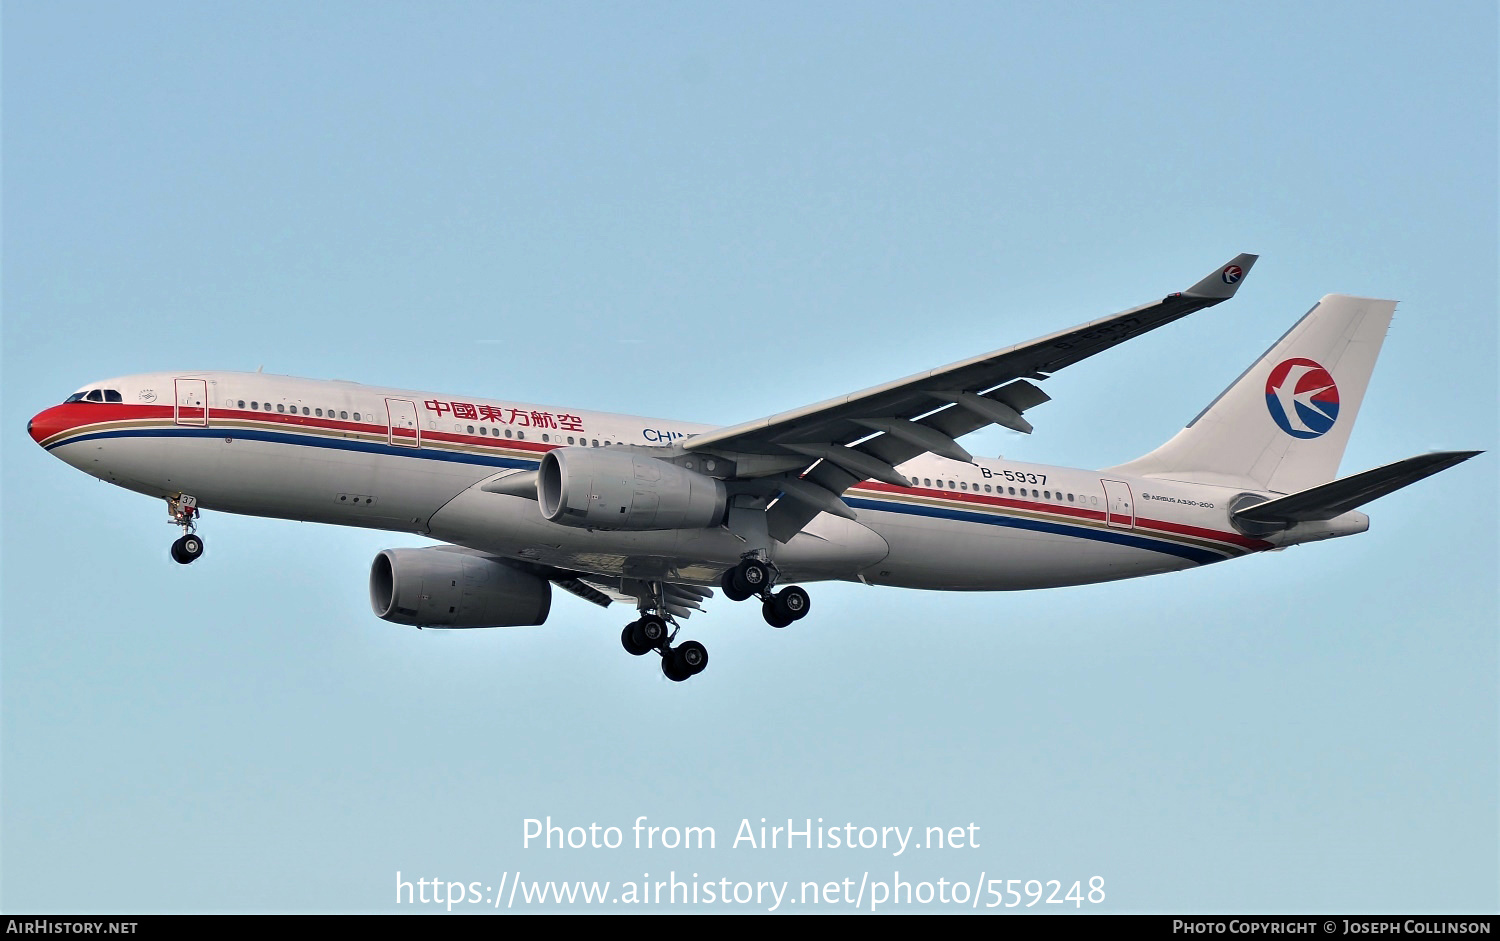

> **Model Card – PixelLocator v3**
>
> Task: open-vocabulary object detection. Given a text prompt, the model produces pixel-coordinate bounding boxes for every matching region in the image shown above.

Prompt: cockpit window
[65,388,124,404]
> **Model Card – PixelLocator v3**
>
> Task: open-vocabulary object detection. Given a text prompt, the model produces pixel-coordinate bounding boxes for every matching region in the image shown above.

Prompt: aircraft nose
[29,404,74,447]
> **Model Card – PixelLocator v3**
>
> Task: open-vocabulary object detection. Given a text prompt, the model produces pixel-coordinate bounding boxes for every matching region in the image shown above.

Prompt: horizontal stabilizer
[1232,451,1482,525]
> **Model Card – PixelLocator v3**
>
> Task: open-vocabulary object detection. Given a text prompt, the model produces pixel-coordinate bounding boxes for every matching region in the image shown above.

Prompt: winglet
[1183,252,1258,300]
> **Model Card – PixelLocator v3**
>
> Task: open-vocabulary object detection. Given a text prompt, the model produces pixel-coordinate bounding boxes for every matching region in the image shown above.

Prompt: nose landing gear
[166,494,205,565]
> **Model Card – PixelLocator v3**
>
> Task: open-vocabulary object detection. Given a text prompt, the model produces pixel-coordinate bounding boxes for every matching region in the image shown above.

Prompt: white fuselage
[32,370,1355,592]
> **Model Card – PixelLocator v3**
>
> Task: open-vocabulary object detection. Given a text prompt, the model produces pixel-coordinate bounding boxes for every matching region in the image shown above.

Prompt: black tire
[621,622,651,656]
[179,534,204,562]
[661,650,692,682]
[775,585,810,621]
[636,614,669,649]
[676,640,708,675]
[721,567,752,602]
[170,536,190,565]
[762,598,793,628]
[738,558,770,593]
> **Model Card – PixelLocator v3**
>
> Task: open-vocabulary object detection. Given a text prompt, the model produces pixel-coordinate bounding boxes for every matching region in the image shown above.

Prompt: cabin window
[467,425,475,434]
[301,407,309,415]
[984,484,992,493]
[353,412,360,421]
[315,408,322,417]
[505,429,513,438]
[276,404,285,413]
[237,400,245,408]
[542,434,550,442]
[517,431,525,440]
[567,437,575,445]
[1067,493,1075,502]
[340,411,348,419]
[591,439,599,447]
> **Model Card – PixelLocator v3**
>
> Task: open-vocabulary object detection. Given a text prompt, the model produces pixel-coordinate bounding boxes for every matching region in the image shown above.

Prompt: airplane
[26,254,1481,682]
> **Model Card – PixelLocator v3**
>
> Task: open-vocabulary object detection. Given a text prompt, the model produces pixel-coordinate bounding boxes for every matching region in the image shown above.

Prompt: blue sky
[3,1,1495,913]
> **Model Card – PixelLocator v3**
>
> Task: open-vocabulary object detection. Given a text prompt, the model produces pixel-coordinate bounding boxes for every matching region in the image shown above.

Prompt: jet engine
[537,447,727,531]
[369,547,552,627]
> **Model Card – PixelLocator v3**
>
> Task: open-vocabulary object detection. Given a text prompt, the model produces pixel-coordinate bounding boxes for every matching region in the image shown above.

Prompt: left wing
[685,253,1259,542]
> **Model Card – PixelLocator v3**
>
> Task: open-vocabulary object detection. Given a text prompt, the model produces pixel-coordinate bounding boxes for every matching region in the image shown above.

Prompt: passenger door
[1100,479,1135,529]
[174,378,208,426]
[386,398,420,448]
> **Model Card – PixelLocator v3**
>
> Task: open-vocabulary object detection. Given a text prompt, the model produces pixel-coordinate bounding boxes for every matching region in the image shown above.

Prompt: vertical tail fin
[1108,294,1396,493]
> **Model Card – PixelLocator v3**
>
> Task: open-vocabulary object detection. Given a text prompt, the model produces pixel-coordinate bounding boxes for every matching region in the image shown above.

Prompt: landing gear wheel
[170,534,204,565]
[777,585,810,620]
[721,567,752,602]
[633,614,670,650]
[180,533,204,562]
[662,651,693,682]
[763,586,809,627]
[675,640,708,676]
[621,622,652,656]
[737,558,771,594]
[762,598,794,628]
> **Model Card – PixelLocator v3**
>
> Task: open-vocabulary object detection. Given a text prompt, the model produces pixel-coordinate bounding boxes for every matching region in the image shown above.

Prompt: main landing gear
[620,583,709,683]
[720,556,811,629]
[166,494,205,565]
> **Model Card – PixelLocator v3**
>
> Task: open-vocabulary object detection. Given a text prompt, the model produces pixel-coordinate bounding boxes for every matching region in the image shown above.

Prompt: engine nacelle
[370,547,551,628]
[538,447,727,531]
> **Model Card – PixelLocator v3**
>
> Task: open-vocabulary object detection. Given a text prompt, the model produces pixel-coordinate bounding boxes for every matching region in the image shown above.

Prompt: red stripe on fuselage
[28,402,173,444]
[856,480,1108,523]
[1133,516,1270,551]
[854,480,1268,551]
[30,402,560,456]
